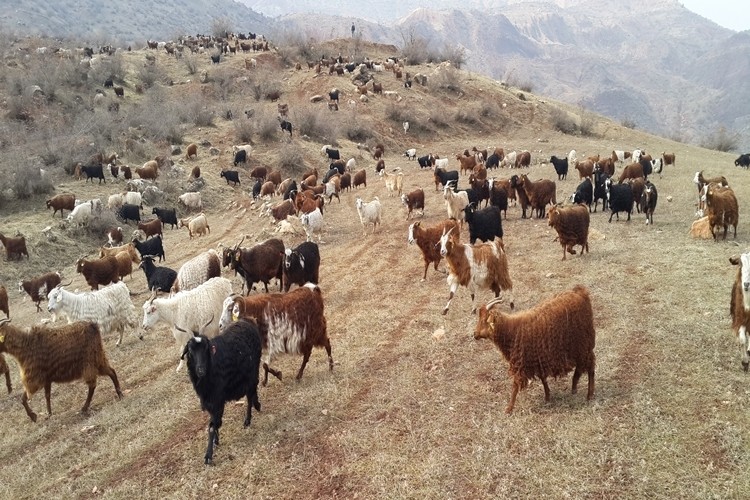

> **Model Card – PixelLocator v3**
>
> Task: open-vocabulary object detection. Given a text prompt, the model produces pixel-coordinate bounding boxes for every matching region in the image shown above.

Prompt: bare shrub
[621,118,637,129]
[234,118,255,143]
[182,53,199,75]
[385,102,411,123]
[277,144,306,177]
[578,109,596,137]
[429,108,449,129]
[87,53,125,86]
[294,106,336,141]
[441,44,467,69]
[551,108,578,135]
[211,17,233,38]
[181,93,215,127]
[701,126,739,152]
[87,209,120,239]
[256,109,279,142]
[341,111,374,142]
[13,164,54,199]
[137,64,168,90]
[128,87,183,143]
[432,66,462,92]
[455,108,480,125]
[400,29,430,65]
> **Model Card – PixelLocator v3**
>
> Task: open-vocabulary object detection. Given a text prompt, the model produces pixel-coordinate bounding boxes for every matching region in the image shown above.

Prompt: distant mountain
[2,0,748,149]
[0,0,271,45]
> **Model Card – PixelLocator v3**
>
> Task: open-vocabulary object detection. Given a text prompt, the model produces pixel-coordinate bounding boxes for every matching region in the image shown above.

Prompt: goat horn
[485,297,505,310]
[173,323,188,333]
[0,318,11,327]
[59,279,73,288]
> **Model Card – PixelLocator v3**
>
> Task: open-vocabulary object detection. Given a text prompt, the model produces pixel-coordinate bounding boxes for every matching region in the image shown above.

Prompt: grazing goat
[151,207,178,229]
[401,189,425,220]
[178,192,203,212]
[283,242,320,292]
[0,285,7,319]
[549,156,568,180]
[219,284,333,385]
[641,181,658,225]
[548,204,590,260]
[439,227,514,315]
[132,234,165,262]
[464,204,503,244]
[173,249,221,293]
[730,253,750,370]
[509,176,531,219]
[139,255,177,292]
[301,208,324,243]
[434,167,459,192]
[76,256,120,290]
[223,238,284,294]
[142,277,233,371]
[443,182,469,227]
[179,213,210,239]
[517,174,557,219]
[0,318,122,422]
[474,285,596,414]
[408,219,459,281]
[180,318,262,465]
[380,169,404,196]
[46,194,76,218]
[572,178,593,212]
[0,233,29,260]
[46,282,137,346]
[703,183,739,240]
[355,197,382,234]
[19,272,61,312]
[605,178,634,222]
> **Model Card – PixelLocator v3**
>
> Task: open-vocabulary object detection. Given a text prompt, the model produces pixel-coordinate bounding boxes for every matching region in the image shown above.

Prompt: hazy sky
[681,0,749,32]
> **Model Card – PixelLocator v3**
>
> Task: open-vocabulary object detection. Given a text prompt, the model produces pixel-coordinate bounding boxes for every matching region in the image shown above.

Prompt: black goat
[325,148,340,160]
[279,119,292,137]
[641,181,658,225]
[82,164,106,184]
[283,242,320,292]
[233,149,247,166]
[180,318,262,465]
[606,178,634,222]
[152,207,178,229]
[463,204,503,244]
[489,182,509,219]
[118,203,141,224]
[139,255,177,292]
[573,177,593,212]
[220,170,241,186]
[550,155,569,180]
[132,234,165,262]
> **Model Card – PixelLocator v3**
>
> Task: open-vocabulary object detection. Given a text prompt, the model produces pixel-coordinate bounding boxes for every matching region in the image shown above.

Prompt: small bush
[701,126,739,152]
[341,112,374,142]
[621,118,637,129]
[455,108,480,125]
[87,209,120,239]
[277,145,306,177]
[13,164,54,199]
[256,110,279,142]
[400,31,430,65]
[211,17,233,38]
[234,118,255,143]
[432,66,462,92]
[294,106,336,141]
[384,102,411,123]
[441,44,467,69]
[551,108,578,135]
[183,53,199,75]
[137,64,168,90]
[428,108,449,129]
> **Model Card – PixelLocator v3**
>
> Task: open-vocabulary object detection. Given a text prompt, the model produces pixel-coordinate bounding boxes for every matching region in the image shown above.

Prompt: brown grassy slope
[0,38,748,499]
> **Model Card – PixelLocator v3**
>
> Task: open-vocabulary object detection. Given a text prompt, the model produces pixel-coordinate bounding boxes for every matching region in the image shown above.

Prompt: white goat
[300,208,324,243]
[355,197,382,235]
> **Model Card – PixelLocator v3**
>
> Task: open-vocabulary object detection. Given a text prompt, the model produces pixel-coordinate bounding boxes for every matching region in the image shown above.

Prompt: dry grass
[0,37,748,500]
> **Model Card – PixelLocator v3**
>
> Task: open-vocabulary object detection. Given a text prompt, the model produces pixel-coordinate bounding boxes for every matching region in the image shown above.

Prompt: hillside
[0,37,749,498]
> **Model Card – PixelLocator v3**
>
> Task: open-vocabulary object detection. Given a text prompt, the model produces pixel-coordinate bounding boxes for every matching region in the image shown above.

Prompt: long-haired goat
[0,318,122,422]
[548,204,590,260]
[474,285,596,414]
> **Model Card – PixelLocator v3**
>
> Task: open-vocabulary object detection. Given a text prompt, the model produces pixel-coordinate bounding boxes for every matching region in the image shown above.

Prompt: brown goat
[474,285,596,414]
[517,174,557,219]
[575,160,595,179]
[185,143,198,159]
[270,199,296,221]
[515,150,531,168]
[76,256,120,290]
[0,352,11,393]
[548,204,590,260]
[221,285,332,385]
[0,318,122,422]
[618,162,644,183]
[18,272,61,312]
[136,218,163,239]
[408,219,458,280]
[352,168,367,189]
[0,233,29,260]
[135,161,158,180]
[114,251,133,280]
[0,285,8,319]
[704,184,739,240]
[191,165,201,179]
[46,194,76,218]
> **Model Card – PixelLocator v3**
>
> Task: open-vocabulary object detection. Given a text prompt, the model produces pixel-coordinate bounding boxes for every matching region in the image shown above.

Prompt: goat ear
[181,343,189,360]
[730,256,741,266]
